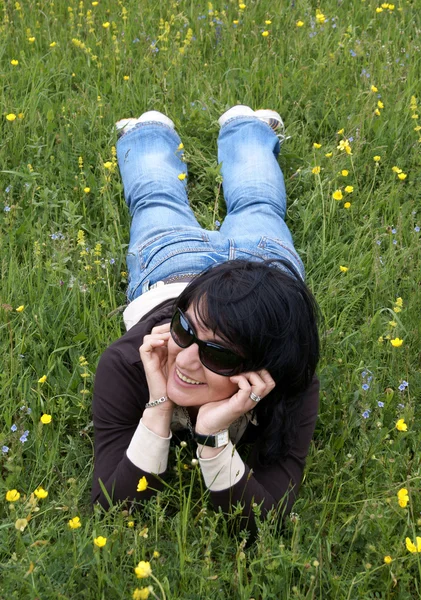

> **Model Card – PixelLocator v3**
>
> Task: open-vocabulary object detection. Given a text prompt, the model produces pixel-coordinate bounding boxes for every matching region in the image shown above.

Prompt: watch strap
[194,429,229,448]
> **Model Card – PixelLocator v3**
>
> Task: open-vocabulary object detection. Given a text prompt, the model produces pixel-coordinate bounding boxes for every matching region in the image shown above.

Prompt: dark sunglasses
[170,308,244,376]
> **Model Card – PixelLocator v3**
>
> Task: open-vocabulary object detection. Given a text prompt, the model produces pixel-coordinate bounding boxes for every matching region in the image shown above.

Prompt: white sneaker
[116,111,175,139]
[218,105,255,128]
[218,106,287,143]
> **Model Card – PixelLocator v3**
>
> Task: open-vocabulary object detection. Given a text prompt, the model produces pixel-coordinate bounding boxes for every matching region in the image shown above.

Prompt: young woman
[92,106,320,534]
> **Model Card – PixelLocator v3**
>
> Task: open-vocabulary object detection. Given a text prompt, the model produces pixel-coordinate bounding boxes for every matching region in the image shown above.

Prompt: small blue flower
[398,403,405,409]
[377,401,384,408]
[11,424,17,432]
[402,380,408,387]
[415,226,420,233]
[393,239,397,245]
[391,228,397,234]
[5,186,11,193]
[361,371,367,378]
[215,220,220,229]
[2,445,9,453]
[398,383,406,391]
[376,240,381,245]
[362,383,370,391]
[350,50,357,57]
[109,258,115,265]
[20,434,28,443]
[348,136,354,142]
[362,410,370,419]
[26,407,32,414]
[4,205,11,212]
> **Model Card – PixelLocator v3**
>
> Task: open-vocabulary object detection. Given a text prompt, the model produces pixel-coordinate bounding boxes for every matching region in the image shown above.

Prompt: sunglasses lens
[200,344,243,376]
[171,310,193,348]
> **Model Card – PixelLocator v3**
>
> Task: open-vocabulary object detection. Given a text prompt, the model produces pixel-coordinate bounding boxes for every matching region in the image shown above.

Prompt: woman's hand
[139,322,172,407]
[195,369,276,435]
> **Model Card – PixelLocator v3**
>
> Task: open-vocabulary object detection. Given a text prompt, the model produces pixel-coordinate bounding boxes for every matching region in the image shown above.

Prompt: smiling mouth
[176,368,205,385]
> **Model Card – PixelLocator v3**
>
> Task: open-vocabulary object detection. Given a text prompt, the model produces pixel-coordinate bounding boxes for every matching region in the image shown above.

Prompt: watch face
[216,430,229,447]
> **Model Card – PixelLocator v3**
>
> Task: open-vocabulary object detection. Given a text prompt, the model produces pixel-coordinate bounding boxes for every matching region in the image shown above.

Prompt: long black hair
[174,258,320,465]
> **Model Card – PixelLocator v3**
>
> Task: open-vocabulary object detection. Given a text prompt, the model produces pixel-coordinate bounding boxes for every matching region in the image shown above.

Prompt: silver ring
[249,392,261,403]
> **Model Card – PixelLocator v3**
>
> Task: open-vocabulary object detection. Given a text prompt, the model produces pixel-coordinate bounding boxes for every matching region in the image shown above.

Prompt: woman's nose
[176,342,202,369]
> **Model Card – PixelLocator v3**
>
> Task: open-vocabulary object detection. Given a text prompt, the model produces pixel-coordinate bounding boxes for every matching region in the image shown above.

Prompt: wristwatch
[193,429,229,448]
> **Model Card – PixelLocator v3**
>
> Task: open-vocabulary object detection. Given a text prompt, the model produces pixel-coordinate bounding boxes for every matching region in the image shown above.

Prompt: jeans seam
[118,121,178,142]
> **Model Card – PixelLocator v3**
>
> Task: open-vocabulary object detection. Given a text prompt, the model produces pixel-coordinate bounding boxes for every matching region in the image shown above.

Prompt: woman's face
[166,306,239,407]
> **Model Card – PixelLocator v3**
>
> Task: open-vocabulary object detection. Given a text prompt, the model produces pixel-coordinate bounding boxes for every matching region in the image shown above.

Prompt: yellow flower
[378,336,384,343]
[392,166,402,173]
[371,85,378,92]
[296,20,304,27]
[344,202,351,209]
[312,166,321,174]
[103,161,113,170]
[337,139,350,152]
[18,113,24,119]
[6,113,17,121]
[345,185,354,193]
[16,305,25,312]
[341,170,349,176]
[6,489,20,502]
[373,155,381,162]
[395,418,407,431]
[325,152,333,158]
[376,7,383,13]
[11,59,19,66]
[332,190,343,201]
[377,100,384,109]
[315,11,326,24]
[123,75,130,81]
[339,265,348,273]
[414,126,421,132]
[261,31,269,37]
[38,375,47,384]
[28,37,36,43]
[177,143,184,151]
[395,297,403,307]
[68,516,82,529]
[49,42,56,47]
[398,173,407,180]
[15,518,28,532]
[135,561,152,578]
[102,22,110,28]
[388,320,397,327]
[40,414,52,424]
[265,20,272,25]
[92,1,99,5]
[239,3,246,9]
[337,128,344,135]
[388,4,395,9]
[94,536,107,547]
[313,142,321,149]
[83,187,90,193]
[128,521,135,528]
[384,555,393,564]
[137,476,148,492]
[133,589,151,600]
[177,173,186,181]
[406,537,421,553]
[233,19,239,24]
[390,338,403,348]
[397,488,409,508]
[153,550,160,558]
[34,487,48,499]
[374,108,381,116]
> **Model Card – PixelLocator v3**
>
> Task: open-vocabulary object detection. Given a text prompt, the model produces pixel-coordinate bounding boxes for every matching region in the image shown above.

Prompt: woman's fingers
[150,322,171,334]
[230,369,275,407]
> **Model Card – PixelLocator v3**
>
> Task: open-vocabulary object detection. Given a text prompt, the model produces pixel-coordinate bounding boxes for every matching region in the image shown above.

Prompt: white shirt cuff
[126,419,171,474]
[197,441,246,491]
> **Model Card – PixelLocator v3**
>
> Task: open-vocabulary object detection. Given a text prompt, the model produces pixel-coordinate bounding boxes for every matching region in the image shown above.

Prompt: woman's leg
[216,107,304,277]
[116,113,206,299]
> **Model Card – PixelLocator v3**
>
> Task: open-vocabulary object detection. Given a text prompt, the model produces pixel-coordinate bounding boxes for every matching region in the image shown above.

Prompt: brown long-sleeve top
[92,299,319,531]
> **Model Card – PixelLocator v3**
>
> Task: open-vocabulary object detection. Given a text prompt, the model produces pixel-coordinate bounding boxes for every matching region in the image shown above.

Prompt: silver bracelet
[144,396,168,409]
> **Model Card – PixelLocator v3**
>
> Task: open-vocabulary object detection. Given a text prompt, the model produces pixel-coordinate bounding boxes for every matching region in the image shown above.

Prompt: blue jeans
[116,117,305,302]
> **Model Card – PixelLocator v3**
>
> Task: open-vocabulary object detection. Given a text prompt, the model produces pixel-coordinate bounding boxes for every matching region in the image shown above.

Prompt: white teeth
[176,369,203,385]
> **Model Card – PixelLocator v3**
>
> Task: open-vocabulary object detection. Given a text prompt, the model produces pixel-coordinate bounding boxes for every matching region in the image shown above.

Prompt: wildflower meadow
[1,0,420,598]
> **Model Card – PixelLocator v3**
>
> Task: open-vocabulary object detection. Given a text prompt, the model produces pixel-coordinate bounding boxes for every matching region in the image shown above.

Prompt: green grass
[1,0,421,597]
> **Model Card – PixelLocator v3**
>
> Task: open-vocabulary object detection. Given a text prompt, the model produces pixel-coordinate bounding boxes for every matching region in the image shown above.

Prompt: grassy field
[1,0,420,597]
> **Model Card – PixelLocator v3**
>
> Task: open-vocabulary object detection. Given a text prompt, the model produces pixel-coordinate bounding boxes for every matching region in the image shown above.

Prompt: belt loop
[141,280,150,293]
